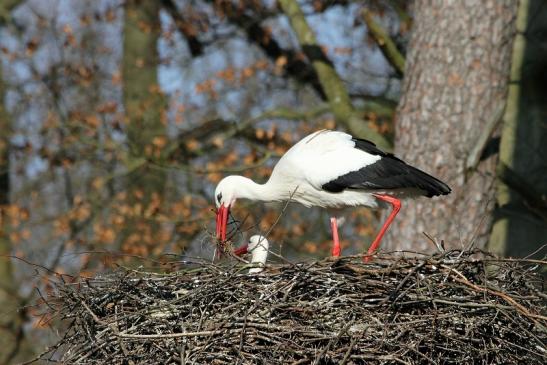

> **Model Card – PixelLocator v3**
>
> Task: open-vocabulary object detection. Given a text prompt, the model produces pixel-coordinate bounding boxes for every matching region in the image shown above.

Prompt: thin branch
[278,0,392,150]
[362,9,405,74]
[166,104,330,159]
[443,264,547,322]
[206,0,325,97]
[161,0,203,56]
[39,250,547,363]
[466,102,506,175]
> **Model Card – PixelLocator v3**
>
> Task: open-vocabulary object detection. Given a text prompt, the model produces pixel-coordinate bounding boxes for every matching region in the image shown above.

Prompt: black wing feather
[322,138,451,197]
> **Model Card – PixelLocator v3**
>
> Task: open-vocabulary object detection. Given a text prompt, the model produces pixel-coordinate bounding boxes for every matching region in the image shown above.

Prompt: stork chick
[234,235,269,274]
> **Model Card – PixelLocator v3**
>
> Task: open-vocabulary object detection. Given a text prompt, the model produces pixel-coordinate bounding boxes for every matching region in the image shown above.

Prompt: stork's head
[214,176,240,241]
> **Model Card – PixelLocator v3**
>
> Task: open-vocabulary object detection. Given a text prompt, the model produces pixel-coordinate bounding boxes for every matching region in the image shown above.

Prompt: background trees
[0,0,544,361]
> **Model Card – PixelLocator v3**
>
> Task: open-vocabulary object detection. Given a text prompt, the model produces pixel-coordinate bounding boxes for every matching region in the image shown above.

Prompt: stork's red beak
[233,244,248,256]
[215,205,229,241]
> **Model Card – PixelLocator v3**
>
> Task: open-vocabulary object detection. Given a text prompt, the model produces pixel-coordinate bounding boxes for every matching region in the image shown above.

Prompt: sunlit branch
[278,0,392,150]
[362,9,405,75]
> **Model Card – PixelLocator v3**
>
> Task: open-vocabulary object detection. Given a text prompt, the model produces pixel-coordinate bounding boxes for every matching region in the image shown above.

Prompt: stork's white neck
[228,176,287,203]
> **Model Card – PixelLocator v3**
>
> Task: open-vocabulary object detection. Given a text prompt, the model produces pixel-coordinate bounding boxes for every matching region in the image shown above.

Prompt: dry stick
[45,251,546,364]
[114,305,136,365]
[463,207,492,254]
[402,343,437,365]
[431,299,514,310]
[81,296,239,339]
[523,243,547,259]
[238,311,248,354]
[483,257,547,266]
[262,186,298,240]
[442,265,547,322]
[422,231,445,252]
[118,329,242,340]
[380,261,427,305]
[179,331,187,365]
[111,281,301,341]
[244,186,300,265]
[525,281,547,301]
[339,334,360,365]
[497,306,547,352]
[312,318,356,364]
[289,359,308,365]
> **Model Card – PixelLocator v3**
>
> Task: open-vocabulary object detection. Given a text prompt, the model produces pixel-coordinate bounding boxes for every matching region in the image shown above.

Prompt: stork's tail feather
[406,166,451,197]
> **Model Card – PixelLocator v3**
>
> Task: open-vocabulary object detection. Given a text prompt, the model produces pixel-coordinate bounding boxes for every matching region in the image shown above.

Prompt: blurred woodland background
[0,0,545,362]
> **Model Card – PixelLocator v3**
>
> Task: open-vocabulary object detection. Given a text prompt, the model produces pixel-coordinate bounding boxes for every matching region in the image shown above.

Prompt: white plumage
[233,235,269,274]
[215,130,450,260]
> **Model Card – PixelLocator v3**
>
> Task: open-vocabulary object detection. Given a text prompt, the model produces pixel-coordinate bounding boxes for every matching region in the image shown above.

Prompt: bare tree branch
[363,8,405,75]
[206,0,326,98]
[167,104,331,160]
[278,0,391,150]
[465,102,505,175]
[161,0,203,57]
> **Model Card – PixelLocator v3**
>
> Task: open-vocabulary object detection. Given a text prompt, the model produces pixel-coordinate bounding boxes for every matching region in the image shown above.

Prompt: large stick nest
[36,250,546,364]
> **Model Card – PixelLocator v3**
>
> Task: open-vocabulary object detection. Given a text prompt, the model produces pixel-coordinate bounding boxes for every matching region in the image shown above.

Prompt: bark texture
[385,0,518,252]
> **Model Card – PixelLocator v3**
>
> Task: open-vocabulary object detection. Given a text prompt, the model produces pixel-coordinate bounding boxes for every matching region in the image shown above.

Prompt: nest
[35,250,546,364]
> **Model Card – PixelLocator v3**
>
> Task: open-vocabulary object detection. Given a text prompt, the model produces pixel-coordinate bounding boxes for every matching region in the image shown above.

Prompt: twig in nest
[35,249,547,364]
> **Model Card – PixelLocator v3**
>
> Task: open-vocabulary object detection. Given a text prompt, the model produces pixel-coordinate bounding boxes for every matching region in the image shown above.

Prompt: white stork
[214,130,450,261]
[233,235,269,274]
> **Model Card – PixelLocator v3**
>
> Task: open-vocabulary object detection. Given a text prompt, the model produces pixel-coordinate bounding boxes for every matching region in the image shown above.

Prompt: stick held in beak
[233,244,248,256]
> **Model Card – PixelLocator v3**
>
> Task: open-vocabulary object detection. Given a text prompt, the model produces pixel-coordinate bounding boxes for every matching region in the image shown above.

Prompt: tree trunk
[0,43,32,365]
[385,0,518,253]
[122,0,168,251]
[123,0,166,154]
[488,0,547,258]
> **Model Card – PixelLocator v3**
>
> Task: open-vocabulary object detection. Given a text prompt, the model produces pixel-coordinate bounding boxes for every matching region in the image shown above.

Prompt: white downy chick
[247,235,269,274]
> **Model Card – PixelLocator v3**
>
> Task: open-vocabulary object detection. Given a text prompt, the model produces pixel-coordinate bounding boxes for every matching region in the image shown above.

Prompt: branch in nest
[36,249,547,364]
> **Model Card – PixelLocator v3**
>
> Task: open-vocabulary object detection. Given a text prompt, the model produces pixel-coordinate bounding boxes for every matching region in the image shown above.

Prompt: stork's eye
[216,193,222,203]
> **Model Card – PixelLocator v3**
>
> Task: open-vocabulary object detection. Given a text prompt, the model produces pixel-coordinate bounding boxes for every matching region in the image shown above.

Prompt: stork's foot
[362,194,402,263]
[362,253,373,263]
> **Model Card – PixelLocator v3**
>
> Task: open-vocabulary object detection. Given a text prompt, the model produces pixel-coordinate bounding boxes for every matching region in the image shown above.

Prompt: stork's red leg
[364,194,401,262]
[330,217,341,257]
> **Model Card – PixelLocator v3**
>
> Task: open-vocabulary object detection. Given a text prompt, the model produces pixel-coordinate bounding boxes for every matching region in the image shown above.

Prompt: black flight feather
[322,138,451,197]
